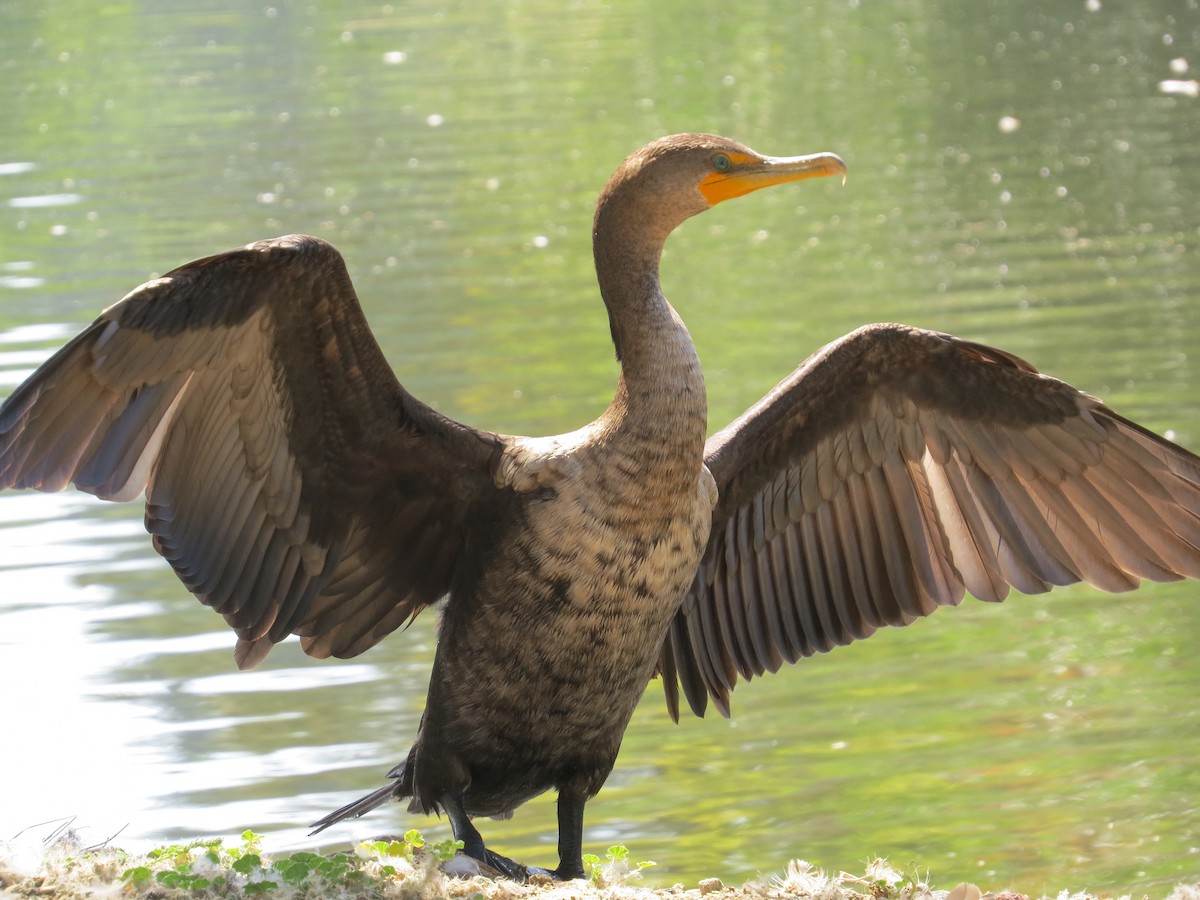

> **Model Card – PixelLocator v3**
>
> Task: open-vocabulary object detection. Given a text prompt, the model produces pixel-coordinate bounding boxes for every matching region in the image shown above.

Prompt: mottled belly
[429,476,713,800]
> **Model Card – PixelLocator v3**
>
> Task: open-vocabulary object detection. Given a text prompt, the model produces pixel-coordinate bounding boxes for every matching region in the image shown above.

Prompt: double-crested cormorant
[1,134,1198,880]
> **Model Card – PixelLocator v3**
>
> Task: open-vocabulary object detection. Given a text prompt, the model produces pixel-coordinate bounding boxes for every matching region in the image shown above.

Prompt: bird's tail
[309,763,410,836]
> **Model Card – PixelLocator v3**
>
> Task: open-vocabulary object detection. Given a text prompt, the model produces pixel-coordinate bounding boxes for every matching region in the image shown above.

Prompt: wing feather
[796,512,832,648]
[662,323,1200,719]
[765,532,804,662]
[0,235,506,668]
[839,472,882,625]
[706,565,739,690]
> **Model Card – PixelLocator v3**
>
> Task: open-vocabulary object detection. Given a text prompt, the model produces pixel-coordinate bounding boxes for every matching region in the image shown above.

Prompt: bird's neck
[593,200,707,464]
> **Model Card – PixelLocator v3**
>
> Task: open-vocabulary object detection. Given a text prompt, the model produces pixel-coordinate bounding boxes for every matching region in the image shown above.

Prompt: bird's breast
[505,452,714,663]
[433,452,714,760]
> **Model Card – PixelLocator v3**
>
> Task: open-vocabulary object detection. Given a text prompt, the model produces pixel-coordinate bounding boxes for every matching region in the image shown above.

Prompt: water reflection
[1,0,1198,893]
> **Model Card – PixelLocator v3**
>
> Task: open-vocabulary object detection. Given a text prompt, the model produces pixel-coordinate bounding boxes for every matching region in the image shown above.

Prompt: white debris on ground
[0,836,1197,900]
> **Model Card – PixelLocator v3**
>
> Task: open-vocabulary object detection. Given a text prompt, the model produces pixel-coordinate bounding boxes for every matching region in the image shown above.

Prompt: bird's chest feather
[433,452,715,751]
[486,426,714,633]
[521,463,713,648]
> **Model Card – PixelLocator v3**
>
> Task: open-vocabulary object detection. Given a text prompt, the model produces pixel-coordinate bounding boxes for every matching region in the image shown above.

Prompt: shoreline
[1,835,1196,900]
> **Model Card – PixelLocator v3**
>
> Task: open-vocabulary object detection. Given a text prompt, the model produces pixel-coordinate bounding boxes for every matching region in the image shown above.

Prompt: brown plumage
[1,133,1198,879]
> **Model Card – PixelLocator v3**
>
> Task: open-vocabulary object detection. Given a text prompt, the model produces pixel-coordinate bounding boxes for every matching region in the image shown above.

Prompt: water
[1,0,1198,893]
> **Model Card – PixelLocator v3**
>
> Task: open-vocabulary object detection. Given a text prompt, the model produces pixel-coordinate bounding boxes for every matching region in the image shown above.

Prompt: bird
[1,132,1198,881]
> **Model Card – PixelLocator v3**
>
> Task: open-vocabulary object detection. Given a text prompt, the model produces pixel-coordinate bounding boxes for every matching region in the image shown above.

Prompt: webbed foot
[482,848,534,881]
[440,788,586,883]
[443,849,556,883]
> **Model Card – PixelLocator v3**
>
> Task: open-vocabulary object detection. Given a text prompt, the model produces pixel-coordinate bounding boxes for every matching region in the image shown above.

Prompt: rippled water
[1,0,1199,893]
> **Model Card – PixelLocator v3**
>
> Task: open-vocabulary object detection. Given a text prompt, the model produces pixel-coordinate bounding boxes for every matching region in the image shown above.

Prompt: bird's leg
[441,790,487,863]
[441,790,533,881]
[552,788,588,880]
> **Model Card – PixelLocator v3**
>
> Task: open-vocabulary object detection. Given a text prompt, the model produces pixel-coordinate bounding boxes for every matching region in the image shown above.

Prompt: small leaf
[582,853,603,885]
[121,865,153,884]
[232,853,263,874]
[433,838,465,862]
[316,856,350,879]
[403,828,426,849]
[276,859,311,884]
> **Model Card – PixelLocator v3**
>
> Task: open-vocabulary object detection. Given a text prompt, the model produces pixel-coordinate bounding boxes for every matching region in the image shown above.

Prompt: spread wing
[0,234,507,668]
[660,323,1200,719]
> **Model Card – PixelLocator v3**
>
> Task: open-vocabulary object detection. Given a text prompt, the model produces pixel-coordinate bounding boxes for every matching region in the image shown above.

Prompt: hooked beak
[699,151,847,206]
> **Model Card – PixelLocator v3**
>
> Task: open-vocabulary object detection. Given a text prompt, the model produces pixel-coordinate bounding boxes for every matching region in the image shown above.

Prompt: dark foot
[439,789,572,882]
[482,848,532,881]
[552,863,586,881]
[443,849,560,883]
[438,849,548,882]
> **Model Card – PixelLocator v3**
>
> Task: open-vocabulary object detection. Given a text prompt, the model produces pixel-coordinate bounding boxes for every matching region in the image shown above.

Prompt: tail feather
[309,769,408,835]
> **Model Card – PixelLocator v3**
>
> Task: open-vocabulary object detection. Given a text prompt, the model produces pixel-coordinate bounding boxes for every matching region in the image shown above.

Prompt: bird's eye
[712,153,731,173]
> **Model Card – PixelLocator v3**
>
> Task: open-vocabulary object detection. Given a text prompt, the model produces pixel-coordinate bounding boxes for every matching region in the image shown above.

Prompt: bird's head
[598,133,847,233]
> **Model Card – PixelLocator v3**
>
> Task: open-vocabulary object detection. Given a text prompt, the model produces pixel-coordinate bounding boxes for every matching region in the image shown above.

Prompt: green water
[1,0,1198,894]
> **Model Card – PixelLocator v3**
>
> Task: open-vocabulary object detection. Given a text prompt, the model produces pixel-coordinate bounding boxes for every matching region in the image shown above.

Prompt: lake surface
[1,0,1198,894]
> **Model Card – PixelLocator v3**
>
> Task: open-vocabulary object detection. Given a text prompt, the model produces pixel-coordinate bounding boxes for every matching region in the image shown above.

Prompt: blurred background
[1,0,1198,893]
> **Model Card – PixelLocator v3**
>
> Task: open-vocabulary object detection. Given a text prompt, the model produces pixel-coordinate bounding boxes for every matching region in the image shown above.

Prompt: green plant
[581,843,656,886]
[432,837,466,862]
[121,836,233,893]
[113,828,471,896]
[118,830,392,895]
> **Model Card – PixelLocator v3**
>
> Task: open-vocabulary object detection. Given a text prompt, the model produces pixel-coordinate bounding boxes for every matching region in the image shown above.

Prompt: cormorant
[2,134,1197,880]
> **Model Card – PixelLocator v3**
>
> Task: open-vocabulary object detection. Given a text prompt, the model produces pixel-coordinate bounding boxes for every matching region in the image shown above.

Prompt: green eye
[712,153,731,172]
